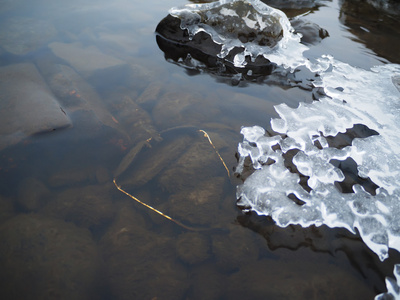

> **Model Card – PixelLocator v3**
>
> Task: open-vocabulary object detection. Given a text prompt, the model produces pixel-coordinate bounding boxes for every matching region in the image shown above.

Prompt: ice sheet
[237,60,400,261]
[236,58,400,300]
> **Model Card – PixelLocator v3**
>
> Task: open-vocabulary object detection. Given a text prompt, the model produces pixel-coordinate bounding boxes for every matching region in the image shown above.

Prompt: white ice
[237,58,400,262]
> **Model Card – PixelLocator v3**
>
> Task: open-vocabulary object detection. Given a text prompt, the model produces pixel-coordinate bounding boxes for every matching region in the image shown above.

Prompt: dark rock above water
[155,0,328,83]
[291,18,329,46]
[156,0,287,76]
[156,13,276,80]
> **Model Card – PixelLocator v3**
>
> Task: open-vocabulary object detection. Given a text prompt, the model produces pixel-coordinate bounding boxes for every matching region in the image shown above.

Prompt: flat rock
[0,63,71,151]
[48,42,125,77]
[0,17,56,55]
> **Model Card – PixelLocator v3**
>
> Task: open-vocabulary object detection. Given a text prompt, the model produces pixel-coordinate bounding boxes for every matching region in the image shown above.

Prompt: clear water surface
[0,0,399,299]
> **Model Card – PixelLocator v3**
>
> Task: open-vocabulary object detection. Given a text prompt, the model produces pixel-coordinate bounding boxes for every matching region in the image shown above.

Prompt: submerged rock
[136,81,164,108]
[17,177,51,212]
[167,177,225,226]
[152,89,216,127]
[0,214,101,300]
[41,184,115,230]
[0,196,14,224]
[212,226,259,272]
[0,17,56,55]
[158,138,226,194]
[100,204,189,299]
[103,89,160,144]
[188,264,226,300]
[176,232,210,264]
[226,258,375,299]
[37,62,126,139]
[117,131,194,188]
[48,42,126,78]
[47,164,112,188]
[0,63,71,151]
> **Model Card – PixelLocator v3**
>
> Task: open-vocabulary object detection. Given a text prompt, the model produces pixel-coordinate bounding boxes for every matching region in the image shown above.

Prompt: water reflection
[339,0,400,64]
[237,212,400,296]
[0,0,399,299]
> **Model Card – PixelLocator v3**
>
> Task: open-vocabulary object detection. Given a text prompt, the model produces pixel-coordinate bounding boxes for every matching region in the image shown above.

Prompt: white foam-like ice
[237,60,400,261]
[236,60,400,298]
[375,264,400,300]
[169,0,308,69]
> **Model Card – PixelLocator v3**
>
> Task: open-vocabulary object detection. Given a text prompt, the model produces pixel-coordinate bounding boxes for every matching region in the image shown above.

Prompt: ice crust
[237,60,400,261]
[375,264,400,300]
[236,60,400,299]
[169,0,308,69]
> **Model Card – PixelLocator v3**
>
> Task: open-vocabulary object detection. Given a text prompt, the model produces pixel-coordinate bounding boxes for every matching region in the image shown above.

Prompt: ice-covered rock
[156,0,310,79]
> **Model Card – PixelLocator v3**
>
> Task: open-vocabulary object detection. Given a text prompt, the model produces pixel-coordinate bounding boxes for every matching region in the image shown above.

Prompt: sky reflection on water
[0,0,399,299]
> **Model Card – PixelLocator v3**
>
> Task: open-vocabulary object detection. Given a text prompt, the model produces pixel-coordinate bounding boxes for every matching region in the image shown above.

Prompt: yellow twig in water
[113,128,230,231]
[113,178,201,231]
[199,130,230,178]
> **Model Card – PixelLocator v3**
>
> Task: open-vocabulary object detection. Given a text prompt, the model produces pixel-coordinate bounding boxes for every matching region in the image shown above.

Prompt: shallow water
[0,0,399,299]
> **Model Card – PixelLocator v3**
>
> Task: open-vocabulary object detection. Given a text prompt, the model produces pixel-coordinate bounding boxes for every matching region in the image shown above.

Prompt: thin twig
[199,129,230,178]
[113,128,230,231]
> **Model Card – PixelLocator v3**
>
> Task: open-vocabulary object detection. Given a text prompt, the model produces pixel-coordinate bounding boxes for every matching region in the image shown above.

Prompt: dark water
[0,0,399,299]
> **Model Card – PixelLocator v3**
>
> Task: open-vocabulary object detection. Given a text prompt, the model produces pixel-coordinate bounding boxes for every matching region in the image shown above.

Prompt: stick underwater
[113,129,230,231]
